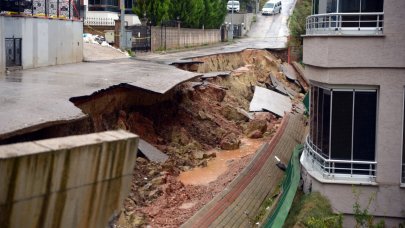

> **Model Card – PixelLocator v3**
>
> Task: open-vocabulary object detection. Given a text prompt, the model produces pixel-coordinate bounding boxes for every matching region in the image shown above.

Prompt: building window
[313,0,383,13]
[308,85,377,175]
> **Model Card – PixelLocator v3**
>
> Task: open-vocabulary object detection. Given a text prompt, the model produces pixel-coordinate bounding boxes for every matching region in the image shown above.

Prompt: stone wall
[0,130,138,228]
[151,26,221,51]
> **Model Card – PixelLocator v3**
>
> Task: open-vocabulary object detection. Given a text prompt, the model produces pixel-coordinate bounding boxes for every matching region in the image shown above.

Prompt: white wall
[0,16,83,73]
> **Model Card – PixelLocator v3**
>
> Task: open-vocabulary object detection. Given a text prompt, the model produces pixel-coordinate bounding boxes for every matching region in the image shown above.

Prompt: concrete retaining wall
[0,130,138,228]
[225,13,255,36]
[0,16,83,74]
[151,26,221,51]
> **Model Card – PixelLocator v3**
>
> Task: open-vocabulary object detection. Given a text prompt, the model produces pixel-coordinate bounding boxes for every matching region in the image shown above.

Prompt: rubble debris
[73,49,305,228]
[249,86,292,117]
[220,133,241,150]
[237,108,254,120]
[281,63,298,81]
[245,119,267,139]
[292,61,310,91]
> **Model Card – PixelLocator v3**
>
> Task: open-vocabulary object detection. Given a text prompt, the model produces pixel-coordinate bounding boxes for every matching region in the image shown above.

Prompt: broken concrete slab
[280,63,298,81]
[201,71,231,79]
[269,73,297,98]
[249,86,292,117]
[138,139,169,163]
[0,58,200,140]
[292,61,310,91]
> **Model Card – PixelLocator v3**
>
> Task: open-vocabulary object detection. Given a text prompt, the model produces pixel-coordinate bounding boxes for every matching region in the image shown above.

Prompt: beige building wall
[0,130,138,228]
[303,0,405,68]
[302,0,405,224]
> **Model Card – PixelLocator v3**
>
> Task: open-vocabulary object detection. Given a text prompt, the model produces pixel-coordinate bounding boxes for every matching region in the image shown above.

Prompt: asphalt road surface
[0,0,296,140]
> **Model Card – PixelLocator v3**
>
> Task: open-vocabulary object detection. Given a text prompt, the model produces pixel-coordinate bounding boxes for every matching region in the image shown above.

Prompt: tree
[133,0,226,28]
[133,0,171,25]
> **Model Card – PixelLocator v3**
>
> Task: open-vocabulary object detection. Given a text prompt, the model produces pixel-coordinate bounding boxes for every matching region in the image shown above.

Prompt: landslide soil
[111,49,304,227]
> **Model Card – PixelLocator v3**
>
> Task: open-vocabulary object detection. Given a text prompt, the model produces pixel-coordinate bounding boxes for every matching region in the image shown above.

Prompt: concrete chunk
[249,86,292,117]
[138,139,169,163]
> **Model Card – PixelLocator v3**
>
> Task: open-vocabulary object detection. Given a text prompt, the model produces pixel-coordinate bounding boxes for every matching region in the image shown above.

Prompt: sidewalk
[182,113,307,227]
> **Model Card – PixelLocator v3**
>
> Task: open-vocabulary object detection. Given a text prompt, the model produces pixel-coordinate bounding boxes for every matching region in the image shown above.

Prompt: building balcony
[305,12,384,36]
[301,136,377,184]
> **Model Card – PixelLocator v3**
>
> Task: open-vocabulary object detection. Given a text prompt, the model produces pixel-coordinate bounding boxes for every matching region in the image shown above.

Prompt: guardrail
[306,12,384,35]
[304,136,377,182]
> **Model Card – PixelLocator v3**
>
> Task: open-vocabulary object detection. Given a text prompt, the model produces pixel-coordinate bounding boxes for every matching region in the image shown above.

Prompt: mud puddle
[178,137,265,185]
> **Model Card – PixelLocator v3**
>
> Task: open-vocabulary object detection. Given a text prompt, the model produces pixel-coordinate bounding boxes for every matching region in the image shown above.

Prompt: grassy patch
[284,191,342,228]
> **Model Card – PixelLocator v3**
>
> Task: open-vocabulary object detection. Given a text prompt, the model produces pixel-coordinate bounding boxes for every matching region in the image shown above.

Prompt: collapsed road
[0,0,304,227]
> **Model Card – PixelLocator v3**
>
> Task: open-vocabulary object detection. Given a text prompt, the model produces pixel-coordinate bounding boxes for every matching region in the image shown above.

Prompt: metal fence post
[57,0,59,18]
[45,0,48,17]
[69,0,71,19]
[31,0,34,15]
[164,24,167,51]
[78,0,81,19]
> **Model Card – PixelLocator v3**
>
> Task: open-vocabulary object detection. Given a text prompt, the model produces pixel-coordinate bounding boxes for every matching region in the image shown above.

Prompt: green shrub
[284,191,342,228]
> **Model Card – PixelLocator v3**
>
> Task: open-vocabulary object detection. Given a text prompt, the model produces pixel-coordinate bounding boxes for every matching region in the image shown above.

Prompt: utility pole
[229,1,234,41]
[119,0,126,50]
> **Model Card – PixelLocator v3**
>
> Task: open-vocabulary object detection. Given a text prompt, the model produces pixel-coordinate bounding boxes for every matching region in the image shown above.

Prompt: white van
[262,0,282,15]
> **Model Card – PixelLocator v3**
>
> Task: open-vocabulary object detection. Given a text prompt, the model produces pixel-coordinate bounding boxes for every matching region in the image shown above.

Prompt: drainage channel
[0,49,307,227]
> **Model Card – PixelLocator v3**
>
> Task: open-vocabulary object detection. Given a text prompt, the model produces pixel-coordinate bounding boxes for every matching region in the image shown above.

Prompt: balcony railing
[302,136,377,183]
[306,12,384,35]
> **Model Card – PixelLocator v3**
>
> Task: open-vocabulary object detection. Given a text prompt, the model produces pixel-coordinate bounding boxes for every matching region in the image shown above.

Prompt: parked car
[262,0,282,15]
[227,0,240,13]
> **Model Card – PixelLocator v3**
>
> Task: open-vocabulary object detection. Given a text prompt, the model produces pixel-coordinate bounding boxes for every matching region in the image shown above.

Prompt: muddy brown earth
[98,49,306,227]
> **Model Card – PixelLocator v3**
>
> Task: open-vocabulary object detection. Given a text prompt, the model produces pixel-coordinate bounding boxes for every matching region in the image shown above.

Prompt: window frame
[309,84,378,165]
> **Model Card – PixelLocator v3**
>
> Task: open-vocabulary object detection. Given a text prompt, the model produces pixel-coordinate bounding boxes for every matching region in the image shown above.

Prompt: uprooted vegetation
[69,49,306,227]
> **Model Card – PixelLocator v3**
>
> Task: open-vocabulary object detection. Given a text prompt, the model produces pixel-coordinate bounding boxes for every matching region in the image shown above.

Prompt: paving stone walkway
[182,113,307,228]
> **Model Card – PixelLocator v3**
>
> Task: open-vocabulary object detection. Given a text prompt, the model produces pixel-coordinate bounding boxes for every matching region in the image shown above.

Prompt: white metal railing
[306,12,384,35]
[84,17,115,26]
[304,136,377,182]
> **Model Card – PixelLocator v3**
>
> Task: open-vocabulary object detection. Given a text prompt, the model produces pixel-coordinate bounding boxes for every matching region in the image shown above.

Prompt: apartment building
[300,0,405,225]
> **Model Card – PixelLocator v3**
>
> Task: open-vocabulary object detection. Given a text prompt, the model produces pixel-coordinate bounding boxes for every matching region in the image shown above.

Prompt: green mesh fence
[263,144,303,228]
[303,92,310,114]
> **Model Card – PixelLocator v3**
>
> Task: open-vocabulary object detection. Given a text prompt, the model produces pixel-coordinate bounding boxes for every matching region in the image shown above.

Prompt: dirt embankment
[70,49,305,227]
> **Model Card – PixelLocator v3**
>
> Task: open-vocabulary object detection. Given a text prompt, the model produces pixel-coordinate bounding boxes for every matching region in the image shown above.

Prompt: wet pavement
[136,0,296,64]
[0,0,296,140]
[0,59,199,139]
